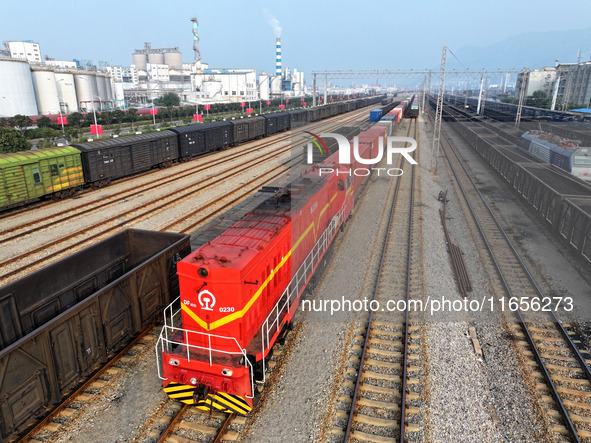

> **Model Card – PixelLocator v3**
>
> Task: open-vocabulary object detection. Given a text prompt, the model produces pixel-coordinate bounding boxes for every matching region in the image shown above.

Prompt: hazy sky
[2,0,590,77]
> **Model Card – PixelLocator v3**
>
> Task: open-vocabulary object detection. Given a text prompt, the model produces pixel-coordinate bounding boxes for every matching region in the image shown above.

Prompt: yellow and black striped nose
[163,383,252,415]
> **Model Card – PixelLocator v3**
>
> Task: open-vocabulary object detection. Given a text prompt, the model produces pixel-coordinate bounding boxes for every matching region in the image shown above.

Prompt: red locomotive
[156,124,387,414]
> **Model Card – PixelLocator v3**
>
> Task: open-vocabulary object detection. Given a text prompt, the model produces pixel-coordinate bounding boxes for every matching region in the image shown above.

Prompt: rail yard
[2,5,591,442]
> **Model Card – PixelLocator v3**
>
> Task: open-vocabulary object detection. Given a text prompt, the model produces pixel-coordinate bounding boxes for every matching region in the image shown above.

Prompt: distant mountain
[451,27,591,71]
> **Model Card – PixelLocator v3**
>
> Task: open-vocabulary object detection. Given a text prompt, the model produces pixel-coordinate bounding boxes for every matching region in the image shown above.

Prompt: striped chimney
[275,37,282,77]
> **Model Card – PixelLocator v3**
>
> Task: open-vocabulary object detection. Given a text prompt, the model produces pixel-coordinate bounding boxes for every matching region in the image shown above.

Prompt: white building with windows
[6,40,41,63]
[193,69,257,102]
[516,67,557,97]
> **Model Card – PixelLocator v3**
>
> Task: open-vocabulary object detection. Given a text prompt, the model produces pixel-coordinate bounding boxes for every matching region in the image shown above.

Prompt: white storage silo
[55,72,79,113]
[132,53,147,70]
[106,77,113,101]
[0,59,38,116]
[74,72,98,112]
[32,68,61,115]
[164,52,182,70]
[96,74,108,105]
[148,53,164,65]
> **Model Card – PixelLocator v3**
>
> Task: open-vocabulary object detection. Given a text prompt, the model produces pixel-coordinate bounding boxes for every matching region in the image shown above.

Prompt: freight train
[408,95,419,118]
[520,131,591,181]
[0,97,384,211]
[155,120,395,414]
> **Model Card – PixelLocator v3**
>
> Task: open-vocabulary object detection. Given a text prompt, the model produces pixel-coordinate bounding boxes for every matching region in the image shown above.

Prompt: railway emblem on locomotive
[198,290,216,311]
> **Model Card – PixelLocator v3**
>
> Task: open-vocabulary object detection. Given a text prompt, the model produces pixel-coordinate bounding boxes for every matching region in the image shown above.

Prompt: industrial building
[516,67,557,97]
[0,40,116,117]
[514,60,591,110]
[0,18,307,118]
[556,61,591,108]
[123,19,306,107]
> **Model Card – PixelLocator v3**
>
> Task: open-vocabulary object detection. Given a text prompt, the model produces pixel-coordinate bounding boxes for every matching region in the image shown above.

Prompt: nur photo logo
[304,132,418,177]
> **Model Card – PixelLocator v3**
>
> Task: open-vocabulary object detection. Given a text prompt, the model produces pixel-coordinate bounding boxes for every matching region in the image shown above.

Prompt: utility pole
[476,71,485,115]
[313,73,317,107]
[431,46,447,173]
[516,67,529,128]
[324,72,328,105]
[551,74,561,111]
[561,74,572,111]
[481,72,488,115]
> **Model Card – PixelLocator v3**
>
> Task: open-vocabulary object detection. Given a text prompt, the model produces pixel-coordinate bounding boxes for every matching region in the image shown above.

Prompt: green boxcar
[0,146,84,209]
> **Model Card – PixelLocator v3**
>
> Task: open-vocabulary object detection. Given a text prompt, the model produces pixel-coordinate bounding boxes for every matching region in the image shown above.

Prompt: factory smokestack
[276,37,282,77]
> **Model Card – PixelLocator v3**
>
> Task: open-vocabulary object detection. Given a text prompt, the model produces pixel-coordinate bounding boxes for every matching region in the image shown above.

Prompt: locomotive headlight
[169,358,180,366]
[198,267,208,278]
[222,368,233,376]
[190,377,198,385]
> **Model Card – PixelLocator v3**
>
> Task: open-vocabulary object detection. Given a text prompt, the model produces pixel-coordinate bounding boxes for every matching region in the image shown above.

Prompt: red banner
[266,101,271,105]
[193,114,202,121]
[90,125,103,135]
[204,104,211,110]
[303,102,307,106]
[240,102,246,107]
[57,117,67,125]
[279,104,285,109]
[286,99,289,103]
[246,108,253,114]
[149,108,158,115]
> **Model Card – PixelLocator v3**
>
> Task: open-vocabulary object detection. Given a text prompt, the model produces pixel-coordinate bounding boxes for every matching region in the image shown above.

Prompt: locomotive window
[32,168,41,185]
[346,176,352,190]
[59,163,64,168]
[337,179,345,191]
[50,165,58,176]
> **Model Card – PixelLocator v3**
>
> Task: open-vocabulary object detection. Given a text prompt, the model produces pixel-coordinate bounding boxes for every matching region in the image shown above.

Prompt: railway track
[0,109,369,285]
[437,109,591,442]
[0,108,368,239]
[323,118,423,442]
[8,110,373,442]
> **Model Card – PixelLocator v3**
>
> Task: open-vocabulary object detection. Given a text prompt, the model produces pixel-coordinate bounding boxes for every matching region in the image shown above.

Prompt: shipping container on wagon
[230,117,266,145]
[71,131,178,185]
[0,229,190,439]
[0,146,84,209]
[263,111,291,136]
[370,109,383,122]
[169,121,233,159]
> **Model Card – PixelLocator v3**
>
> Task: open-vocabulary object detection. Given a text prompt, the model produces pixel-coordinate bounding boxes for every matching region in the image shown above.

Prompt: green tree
[65,127,80,140]
[82,112,96,128]
[156,92,180,107]
[36,116,52,128]
[112,109,125,125]
[127,108,137,129]
[0,126,30,153]
[8,114,33,135]
[101,110,114,126]
[69,112,83,128]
